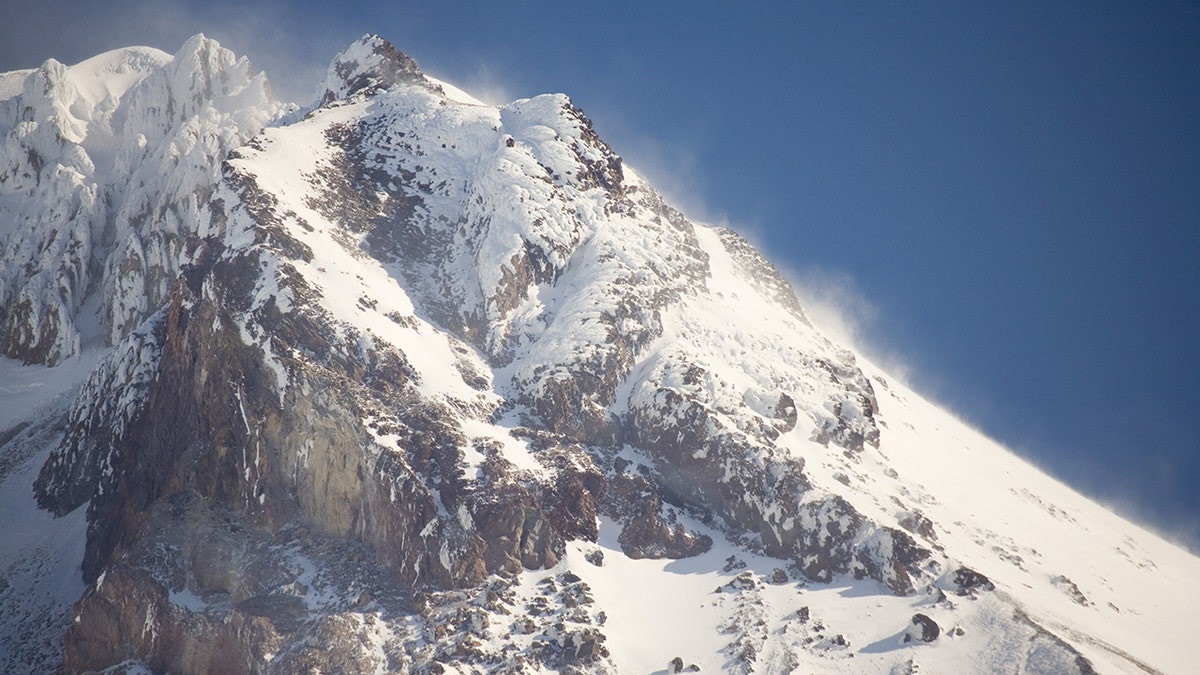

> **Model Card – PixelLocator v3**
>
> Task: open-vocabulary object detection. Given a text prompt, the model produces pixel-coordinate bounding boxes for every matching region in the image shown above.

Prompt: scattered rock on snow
[904,613,940,643]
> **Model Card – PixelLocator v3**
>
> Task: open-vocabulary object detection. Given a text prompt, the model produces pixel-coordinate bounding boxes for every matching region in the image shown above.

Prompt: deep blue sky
[3,2,1198,550]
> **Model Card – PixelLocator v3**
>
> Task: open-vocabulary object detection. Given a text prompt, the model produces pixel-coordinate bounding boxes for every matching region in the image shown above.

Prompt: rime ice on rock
[0,35,287,366]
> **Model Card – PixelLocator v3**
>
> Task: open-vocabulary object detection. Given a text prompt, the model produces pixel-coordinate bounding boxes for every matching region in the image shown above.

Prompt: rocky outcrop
[61,492,420,674]
[602,467,711,559]
[625,362,919,593]
[904,613,940,643]
[807,354,881,454]
[943,566,995,596]
[321,34,433,104]
[38,213,580,590]
[714,227,811,324]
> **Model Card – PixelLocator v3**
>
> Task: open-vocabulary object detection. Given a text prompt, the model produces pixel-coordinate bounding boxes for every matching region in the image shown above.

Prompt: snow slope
[0,354,95,671]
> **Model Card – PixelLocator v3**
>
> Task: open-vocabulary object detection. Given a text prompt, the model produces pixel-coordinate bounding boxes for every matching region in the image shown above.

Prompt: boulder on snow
[947,566,995,596]
[904,613,940,643]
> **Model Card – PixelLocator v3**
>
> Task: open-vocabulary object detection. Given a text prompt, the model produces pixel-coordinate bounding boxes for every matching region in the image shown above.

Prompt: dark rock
[235,594,309,634]
[473,498,564,574]
[723,571,760,592]
[602,473,710,559]
[1052,575,1091,606]
[545,463,604,543]
[906,613,940,643]
[898,511,938,542]
[790,495,928,595]
[949,566,995,596]
[807,356,881,454]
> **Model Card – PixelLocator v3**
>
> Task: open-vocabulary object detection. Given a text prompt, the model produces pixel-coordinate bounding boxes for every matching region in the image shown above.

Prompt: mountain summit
[1,34,1197,674]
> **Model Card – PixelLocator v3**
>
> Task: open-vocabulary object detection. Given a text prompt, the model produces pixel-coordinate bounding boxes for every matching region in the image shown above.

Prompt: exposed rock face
[946,566,995,596]
[603,469,712,559]
[1,33,1173,675]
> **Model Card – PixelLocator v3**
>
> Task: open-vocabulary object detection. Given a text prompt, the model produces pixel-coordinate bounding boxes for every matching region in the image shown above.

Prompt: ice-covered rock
[0,35,287,366]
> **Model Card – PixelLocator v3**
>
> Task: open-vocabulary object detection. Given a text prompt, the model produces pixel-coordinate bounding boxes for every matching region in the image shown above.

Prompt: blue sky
[3,1,1198,550]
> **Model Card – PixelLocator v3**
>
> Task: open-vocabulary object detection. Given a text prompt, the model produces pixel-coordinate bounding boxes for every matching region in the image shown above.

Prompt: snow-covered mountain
[1,34,1197,674]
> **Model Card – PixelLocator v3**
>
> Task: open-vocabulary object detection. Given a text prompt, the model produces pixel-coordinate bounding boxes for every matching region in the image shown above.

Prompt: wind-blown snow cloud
[771,258,915,387]
[787,266,878,354]
[1,0,199,70]
[442,62,516,107]
[0,0,343,105]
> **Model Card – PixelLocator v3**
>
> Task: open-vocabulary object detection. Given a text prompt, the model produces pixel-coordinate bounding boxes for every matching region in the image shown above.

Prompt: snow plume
[789,259,1200,560]
[1,0,195,71]
[0,0,339,105]
[786,266,878,353]
[155,1,350,105]
[785,262,993,438]
[727,237,883,360]
[626,143,722,228]
[1079,449,1200,557]
[1093,490,1200,557]
[566,104,724,229]
[434,61,516,107]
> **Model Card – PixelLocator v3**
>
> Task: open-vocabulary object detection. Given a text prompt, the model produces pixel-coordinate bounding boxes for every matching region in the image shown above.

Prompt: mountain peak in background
[1,34,1197,674]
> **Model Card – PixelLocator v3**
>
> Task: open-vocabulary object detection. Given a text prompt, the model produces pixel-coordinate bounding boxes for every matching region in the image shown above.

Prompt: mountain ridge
[0,33,1197,674]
